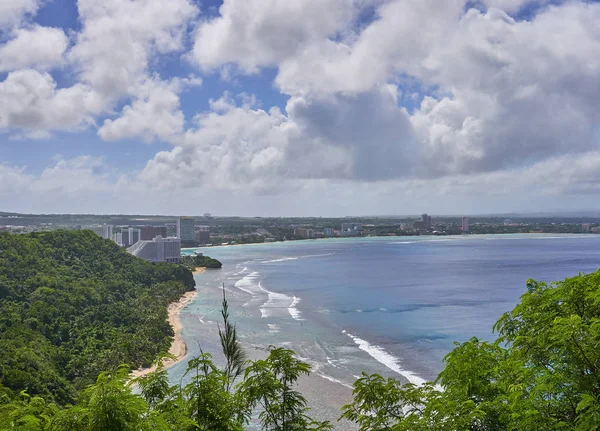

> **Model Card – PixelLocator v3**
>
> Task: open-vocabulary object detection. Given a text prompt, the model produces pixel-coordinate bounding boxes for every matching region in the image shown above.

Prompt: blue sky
[1,0,599,215]
[3,0,288,176]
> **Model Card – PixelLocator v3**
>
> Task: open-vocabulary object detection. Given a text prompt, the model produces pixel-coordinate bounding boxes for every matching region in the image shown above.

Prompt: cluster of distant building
[413,213,469,233]
[293,216,470,239]
[293,222,365,239]
[294,216,472,239]
[84,216,210,264]
[581,224,600,233]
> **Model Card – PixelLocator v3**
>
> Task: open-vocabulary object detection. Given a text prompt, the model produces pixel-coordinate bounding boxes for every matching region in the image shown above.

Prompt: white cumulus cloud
[69,0,199,98]
[191,0,365,73]
[0,26,69,72]
[0,0,41,29]
[139,86,418,191]
[0,69,105,135]
[98,76,202,143]
[0,0,199,139]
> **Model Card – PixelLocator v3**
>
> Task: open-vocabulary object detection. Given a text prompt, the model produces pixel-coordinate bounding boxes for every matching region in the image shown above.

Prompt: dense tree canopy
[180,254,222,270]
[0,230,195,404]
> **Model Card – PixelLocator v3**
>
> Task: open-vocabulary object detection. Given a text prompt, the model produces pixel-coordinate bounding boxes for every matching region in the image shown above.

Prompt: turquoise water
[169,234,600,422]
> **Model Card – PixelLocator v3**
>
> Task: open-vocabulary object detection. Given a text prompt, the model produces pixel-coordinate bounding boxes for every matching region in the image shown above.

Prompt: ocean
[168,234,600,426]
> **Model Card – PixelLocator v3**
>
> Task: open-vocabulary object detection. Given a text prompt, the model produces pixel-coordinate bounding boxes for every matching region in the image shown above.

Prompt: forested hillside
[0,230,195,404]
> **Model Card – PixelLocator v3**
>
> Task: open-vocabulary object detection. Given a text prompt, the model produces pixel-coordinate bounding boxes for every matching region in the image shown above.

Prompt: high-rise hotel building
[421,214,432,231]
[462,217,470,233]
[177,217,196,242]
[127,236,181,263]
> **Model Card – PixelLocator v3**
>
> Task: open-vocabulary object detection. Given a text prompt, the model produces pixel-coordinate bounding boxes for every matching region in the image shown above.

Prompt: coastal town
[2,211,600,263]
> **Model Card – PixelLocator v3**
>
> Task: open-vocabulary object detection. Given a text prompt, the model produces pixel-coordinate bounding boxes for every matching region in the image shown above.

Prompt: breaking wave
[344,331,425,386]
[235,272,303,321]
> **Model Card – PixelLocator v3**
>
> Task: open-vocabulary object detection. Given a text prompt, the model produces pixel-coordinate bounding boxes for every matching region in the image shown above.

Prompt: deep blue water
[172,234,600,393]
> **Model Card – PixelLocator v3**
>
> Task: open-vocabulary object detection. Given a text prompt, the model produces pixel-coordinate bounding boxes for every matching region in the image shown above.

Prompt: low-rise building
[341,223,362,236]
[413,220,425,230]
[294,228,314,239]
[341,223,362,232]
[195,226,211,243]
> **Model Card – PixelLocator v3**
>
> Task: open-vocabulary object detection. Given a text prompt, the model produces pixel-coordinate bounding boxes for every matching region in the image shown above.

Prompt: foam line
[344,331,426,386]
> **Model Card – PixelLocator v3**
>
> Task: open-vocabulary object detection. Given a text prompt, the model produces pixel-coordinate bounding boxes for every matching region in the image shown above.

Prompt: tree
[180,255,222,270]
[183,353,247,431]
[135,362,196,431]
[343,270,600,431]
[218,285,247,391]
[0,391,58,431]
[51,365,160,431]
[340,352,494,431]
[493,274,600,429]
[240,347,332,431]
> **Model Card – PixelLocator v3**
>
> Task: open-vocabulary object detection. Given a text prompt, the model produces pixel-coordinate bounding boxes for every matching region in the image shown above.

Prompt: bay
[169,234,600,426]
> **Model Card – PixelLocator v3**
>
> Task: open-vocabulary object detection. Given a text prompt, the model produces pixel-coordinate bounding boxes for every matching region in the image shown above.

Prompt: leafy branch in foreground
[240,347,333,431]
[184,353,247,431]
[218,284,247,391]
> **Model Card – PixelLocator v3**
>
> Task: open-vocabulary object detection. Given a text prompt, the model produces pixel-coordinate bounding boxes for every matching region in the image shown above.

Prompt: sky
[1,0,600,216]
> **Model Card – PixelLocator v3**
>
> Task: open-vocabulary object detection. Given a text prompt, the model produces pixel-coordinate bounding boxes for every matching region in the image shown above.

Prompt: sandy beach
[130,288,199,379]
[130,267,206,379]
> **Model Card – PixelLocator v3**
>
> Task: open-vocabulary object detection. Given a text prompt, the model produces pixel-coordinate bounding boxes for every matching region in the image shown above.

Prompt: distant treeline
[0,230,195,404]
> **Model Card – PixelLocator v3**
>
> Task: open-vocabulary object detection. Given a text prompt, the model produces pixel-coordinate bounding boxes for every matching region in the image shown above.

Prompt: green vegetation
[3,231,600,430]
[0,284,331,430]
[0,347,331,431]
[218,286,246,391]
[0,230,194,404]
[181,254,222,270]
[341,271,600,430]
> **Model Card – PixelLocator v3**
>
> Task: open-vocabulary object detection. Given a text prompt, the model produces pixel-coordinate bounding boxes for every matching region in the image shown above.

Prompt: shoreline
[175,235,600,428]
[130,274,202,378]
[181,232,595,251]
